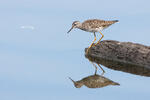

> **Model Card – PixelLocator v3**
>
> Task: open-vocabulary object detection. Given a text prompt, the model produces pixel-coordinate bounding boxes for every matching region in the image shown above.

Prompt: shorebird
[69,74,120,88]
[67,19,119,52]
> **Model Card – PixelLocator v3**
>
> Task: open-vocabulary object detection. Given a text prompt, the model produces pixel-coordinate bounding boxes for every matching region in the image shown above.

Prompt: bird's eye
[74,23,76,25]
[72,22,77,26]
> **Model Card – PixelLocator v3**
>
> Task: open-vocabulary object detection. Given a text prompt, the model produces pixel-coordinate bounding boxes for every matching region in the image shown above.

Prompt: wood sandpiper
[67,19,119,52]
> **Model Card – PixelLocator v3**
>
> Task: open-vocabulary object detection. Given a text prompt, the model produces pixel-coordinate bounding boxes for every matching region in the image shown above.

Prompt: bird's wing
[82,19,117,28]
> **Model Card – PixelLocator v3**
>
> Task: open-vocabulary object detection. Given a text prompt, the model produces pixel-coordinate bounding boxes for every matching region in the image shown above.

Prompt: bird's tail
[108,20,119,25]
[113,20,119,22]
[111,82,120,86]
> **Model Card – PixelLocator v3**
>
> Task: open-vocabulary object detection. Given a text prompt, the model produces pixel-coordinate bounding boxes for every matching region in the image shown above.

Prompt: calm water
[0,0,150,100]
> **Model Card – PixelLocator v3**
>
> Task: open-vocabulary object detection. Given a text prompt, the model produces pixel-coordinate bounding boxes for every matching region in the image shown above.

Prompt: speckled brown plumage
[82,19,118,30]
[69,74,120,88]
[67,19,119,54]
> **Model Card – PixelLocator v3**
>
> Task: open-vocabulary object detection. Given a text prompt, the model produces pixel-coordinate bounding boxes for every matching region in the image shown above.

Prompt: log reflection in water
[86,55,150,77]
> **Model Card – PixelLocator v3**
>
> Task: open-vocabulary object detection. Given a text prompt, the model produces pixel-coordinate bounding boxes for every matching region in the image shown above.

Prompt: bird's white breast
[85,27,104,32]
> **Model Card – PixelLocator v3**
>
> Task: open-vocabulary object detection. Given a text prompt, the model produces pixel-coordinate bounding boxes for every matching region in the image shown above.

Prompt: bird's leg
[95,32,104,45]
[97,64,105,75]
[90,61,105,75]
[90,61,98,75]
[86,32,96,53]
[101,71,105,76]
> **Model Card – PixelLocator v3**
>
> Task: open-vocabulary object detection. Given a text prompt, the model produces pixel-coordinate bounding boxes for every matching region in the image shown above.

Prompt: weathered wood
[85,40,150,76]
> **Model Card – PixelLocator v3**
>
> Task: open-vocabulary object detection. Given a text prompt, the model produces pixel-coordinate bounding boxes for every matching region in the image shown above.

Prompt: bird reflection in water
[69,72,119,88]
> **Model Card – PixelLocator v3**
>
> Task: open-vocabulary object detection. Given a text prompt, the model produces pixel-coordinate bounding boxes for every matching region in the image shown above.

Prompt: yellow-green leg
[90,61,105,75]
[86,32,96,53]
[95,32,104,45]
[90,61,98,75]
[97,64,105,75]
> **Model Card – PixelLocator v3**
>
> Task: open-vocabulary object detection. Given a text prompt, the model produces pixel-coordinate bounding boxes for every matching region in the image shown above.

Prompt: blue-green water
[0,0,150,100]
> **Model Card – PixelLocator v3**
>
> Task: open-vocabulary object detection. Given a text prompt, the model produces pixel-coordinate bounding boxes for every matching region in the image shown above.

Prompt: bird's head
[69,77,83,88]
[67,21,81,33]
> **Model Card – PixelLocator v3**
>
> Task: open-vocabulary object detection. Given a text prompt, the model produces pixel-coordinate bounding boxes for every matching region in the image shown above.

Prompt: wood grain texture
[85,40,150,76]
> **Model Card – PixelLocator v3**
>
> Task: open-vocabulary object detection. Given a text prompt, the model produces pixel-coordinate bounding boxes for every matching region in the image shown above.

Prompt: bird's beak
[67,26,74,33]
[68,77,75,83]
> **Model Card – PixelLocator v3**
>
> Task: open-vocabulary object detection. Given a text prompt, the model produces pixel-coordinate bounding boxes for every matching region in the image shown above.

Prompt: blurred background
[0,0,150,100]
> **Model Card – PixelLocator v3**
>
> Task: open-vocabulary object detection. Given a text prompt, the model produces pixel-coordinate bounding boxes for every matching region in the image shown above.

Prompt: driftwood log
[85,40,150,77]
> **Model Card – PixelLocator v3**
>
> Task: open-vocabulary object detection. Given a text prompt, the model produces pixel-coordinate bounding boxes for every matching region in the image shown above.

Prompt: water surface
[0,0,150,100]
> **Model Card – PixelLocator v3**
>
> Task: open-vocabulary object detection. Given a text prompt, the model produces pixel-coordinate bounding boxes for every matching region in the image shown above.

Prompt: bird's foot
[94,42,104,48]
[86,47,90,54]
[92,43,97,47]
[94,41,100,46]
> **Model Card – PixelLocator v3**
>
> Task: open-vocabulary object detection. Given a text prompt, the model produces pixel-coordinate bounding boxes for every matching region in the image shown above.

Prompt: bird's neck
[76,23,82,29]
[77,80,84,86]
